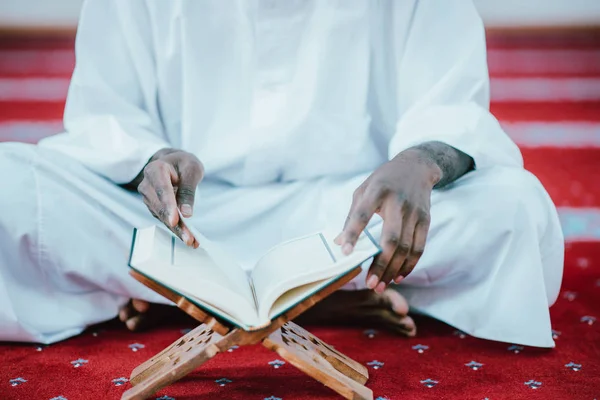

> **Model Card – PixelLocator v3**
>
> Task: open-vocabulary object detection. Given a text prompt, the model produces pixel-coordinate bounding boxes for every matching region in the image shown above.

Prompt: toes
[353,309,416,337]
[132,299,151,313]
[119,301,135,322]
[382,288,410,316]
[394,315,417,337]
[367,310,416,337]
[119,299,150,324]
[125,315,145,331]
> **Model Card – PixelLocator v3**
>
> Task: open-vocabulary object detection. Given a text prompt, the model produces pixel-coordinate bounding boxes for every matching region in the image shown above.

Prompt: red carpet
[1,31,600,399]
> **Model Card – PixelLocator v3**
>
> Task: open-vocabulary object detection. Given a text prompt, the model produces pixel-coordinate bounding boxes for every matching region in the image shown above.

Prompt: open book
[128,225,380,331]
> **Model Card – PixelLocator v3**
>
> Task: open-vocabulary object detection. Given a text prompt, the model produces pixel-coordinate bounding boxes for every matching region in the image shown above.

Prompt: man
[0,0,563,347]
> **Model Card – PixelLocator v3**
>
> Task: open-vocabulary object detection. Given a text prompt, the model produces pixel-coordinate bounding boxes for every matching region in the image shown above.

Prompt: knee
[439,167,556,238]
[493,168,546,198]
[461,167,559,244]
[465,168,564,301]
[490,168,552,223]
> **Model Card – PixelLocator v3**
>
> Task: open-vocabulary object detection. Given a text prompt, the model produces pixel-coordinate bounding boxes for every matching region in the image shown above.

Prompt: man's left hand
[335,149,443,293]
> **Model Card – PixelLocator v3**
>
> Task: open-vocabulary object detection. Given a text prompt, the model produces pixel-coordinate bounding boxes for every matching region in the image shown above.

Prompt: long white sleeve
[39,0,169,184]
[388,0,523,170]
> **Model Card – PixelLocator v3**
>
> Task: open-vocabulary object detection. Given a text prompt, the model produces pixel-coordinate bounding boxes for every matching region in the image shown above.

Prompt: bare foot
[295,288,417,337]
[118,299,194,331]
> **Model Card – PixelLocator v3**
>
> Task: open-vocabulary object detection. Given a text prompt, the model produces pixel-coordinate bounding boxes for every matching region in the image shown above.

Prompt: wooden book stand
[121,267,373,400]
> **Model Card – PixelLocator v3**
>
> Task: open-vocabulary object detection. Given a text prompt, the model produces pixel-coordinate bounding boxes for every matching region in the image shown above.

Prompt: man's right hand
[134,148,204,248]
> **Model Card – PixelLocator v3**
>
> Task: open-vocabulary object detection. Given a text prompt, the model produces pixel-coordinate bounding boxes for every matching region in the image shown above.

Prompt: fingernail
[394,276,404,284]
[342,243,354,255]
[375,281,386,294]
[366,275,378,289]
[171,212,181,227]
[181,204,192,217]
[334,234,343,245]
[126,319,137,331]
[181,231,190,244]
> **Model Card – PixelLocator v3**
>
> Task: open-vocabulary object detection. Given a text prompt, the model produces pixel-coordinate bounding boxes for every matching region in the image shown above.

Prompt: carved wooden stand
[121,267,373,400]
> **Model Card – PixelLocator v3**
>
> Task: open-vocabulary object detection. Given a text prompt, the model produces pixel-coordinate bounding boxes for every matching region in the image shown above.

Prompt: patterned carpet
[0,31,599,400]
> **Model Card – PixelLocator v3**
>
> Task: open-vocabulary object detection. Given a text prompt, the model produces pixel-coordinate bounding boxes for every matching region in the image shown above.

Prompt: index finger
[145,163,198,248]
[339,198,378,255]
[150,190,197,248]
[172,214,200,249]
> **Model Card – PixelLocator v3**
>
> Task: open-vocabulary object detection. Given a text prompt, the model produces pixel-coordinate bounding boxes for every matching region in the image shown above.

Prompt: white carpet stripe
[2,77,600,102]
[0,78,69,101]
[502,122,600,148]
[1,121,599,148]
[0,121,63,142]
[557,207,600,241]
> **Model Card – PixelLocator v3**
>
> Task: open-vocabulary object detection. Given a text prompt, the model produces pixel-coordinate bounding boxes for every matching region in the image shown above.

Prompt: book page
[266,278,330,319]
[129,226,261,327]
[251,231,380,321]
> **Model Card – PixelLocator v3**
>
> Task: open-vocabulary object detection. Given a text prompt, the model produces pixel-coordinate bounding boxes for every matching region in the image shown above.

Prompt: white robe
[0,0,564,347]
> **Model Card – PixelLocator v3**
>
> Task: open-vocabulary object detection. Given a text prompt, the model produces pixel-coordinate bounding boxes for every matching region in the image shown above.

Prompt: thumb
[175,159,203,218]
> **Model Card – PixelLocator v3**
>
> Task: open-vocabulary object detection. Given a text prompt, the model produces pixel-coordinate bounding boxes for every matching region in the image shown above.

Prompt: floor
[0,31,599,400]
